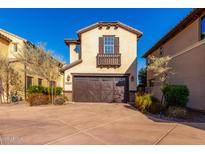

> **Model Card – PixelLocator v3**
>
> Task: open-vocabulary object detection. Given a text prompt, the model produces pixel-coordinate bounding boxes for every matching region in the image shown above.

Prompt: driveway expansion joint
[1,103,205,145]
[153,124,178,145]
[45,114,141,145]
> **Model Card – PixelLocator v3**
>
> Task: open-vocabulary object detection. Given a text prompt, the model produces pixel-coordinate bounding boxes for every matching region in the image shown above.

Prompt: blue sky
[0,8,192,73]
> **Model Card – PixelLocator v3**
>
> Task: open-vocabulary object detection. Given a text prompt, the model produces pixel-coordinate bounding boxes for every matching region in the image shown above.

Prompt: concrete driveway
[0,103,205,145]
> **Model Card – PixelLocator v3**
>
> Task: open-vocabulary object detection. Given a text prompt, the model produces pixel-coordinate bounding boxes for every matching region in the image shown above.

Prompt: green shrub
[28,85,45,94]
[161,84,189,107]
[27,93,50,106]
[148,96,165,114]
[135,94,152,113]
[53,97,66,105]
[43,87,49,95]
[50,87,63,96]
[27,85,63,96]
[166,106,188,119]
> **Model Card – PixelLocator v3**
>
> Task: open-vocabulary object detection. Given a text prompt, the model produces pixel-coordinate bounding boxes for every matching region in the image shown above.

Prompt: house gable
[63,21,141,96]
[77,21,142,38]
[63,21,142,72]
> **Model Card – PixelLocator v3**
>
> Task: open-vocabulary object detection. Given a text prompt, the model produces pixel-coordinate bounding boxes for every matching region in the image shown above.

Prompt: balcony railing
[96,54,121,68]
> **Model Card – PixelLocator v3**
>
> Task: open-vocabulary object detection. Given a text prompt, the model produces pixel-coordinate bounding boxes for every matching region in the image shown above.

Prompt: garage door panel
[73,76,128,103]
[87,78,101,102]
[101,78,113,90]
[100,78,114,102]
[101,90,113,103]
[101,81,113,90]
[73,77,89,102]
[113,87,125,102]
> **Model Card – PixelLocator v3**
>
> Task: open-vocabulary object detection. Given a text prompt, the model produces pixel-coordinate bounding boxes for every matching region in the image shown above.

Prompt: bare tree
[147,55,174,103]
[16,42,63,103]
[0,57,22,103]
[147,55,173,84]
[0,58,6,103]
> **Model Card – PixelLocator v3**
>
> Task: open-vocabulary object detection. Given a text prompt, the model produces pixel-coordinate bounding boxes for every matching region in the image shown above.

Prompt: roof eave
[0,29,27,42]
[60,59,82,72]
[0,33,12,42]
[142,8,205,58]
[64,39,80,45]
[77,22,143,38]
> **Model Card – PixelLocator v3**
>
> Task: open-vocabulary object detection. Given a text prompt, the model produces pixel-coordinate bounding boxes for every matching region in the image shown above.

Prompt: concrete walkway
[0,103,205,144]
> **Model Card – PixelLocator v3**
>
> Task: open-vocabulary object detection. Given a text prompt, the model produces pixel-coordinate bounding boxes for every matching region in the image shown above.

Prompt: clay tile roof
[77,21,143,38]
[64,39,80,45]
[142,8,205,58]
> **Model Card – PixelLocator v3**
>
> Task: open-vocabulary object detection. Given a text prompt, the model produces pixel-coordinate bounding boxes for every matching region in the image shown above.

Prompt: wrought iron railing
[96,54,121,68]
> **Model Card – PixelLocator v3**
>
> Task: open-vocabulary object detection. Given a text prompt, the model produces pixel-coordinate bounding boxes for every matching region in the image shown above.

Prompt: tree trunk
[161,75,167,106]
[51,85,54,104]
[0,79,4,104]
[0,94,2,104]
[24,64,27,100]
[47,79,51,101]
[6,69,9,103]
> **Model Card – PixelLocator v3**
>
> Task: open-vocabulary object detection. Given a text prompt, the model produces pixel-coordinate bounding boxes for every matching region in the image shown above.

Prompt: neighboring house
[0,33,12,58]
[61,21,142,103]
[143,8,205,111]
[0,29,63,100]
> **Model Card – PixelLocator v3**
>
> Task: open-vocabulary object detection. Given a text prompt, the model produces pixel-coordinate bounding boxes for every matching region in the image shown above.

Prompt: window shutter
[114,37,119,54]
[99,37,104,54]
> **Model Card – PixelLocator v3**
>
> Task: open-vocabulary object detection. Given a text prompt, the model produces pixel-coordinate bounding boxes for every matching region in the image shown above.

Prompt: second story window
[38,78,43,86]
[26,76,33,89]
[12,43,18,52]
[146,58,150,65]
[148,79,155,87]
[49,81,56,87]
[159,47,164,56]
[201,15,205,40]
[104,37,114,54]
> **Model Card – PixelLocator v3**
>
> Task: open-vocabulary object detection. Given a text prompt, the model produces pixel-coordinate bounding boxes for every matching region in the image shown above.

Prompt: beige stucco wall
[0,30,26,59]
[0,37,10,58]
[69,43,79,63]
[64,26,138,92]
[147,17,205,111]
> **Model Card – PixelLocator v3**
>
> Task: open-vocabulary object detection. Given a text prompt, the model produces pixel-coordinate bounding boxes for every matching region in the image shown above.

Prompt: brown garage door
[73,76,128,103]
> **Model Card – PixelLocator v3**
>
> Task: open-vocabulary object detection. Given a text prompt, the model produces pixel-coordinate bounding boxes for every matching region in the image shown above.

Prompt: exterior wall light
[67,75,70,81]
[131,76,134,82]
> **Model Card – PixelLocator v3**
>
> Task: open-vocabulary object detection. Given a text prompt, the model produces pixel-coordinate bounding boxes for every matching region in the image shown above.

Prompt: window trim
[12,43,18,52]
[38,78,43,86]
[26,76,33,89]
[148,79,155,87]
[201,15,205,40]
[49,80,56,87]
[159,47,164,56]
[103,36,115,54]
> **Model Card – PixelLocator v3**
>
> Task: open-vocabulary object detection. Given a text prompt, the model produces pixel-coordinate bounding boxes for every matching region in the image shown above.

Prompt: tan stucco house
[0,29,63,100]
[143,8,205,111]
[61,21,142,103]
